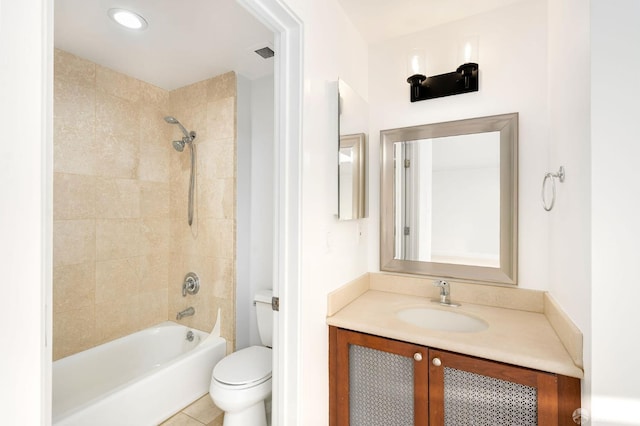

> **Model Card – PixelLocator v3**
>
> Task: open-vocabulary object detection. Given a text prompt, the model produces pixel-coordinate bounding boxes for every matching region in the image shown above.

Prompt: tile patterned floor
[159,394,224,426]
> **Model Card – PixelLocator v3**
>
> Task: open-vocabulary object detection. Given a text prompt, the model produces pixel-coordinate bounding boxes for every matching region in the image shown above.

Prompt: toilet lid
[213,346,272,385]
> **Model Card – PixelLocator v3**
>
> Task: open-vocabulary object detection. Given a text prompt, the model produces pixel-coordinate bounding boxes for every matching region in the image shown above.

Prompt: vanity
[327,274,583,425]
[328,114,583,425]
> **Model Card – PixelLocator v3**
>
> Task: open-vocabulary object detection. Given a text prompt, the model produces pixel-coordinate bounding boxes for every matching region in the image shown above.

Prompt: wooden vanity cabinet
[329,327,581,426]
[428,348,580,426]
[330,327,429,425]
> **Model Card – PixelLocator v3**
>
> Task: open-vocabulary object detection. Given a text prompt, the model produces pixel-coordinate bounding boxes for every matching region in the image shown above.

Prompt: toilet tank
[254,289,273,347]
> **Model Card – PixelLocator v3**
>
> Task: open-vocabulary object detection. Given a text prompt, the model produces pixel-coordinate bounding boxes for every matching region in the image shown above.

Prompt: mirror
[338,79,367,220]
[380,113,518,285]
[339,133,365,219]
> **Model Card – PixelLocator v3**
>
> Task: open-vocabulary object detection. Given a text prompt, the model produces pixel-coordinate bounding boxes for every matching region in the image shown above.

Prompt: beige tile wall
[167,73,237,353]
[53,49,237,360]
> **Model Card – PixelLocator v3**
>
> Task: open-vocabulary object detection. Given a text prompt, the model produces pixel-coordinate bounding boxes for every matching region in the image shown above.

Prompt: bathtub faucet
[176,307,195,320]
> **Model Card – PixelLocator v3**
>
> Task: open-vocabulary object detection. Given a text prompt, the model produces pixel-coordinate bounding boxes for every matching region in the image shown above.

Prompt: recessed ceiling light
[108,8,148,30]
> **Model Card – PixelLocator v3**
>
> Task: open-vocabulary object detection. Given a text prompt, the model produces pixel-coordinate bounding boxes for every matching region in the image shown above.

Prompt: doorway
[48,0,302,424]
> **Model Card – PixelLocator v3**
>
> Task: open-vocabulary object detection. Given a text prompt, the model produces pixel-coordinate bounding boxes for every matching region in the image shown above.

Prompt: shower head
[173,140,186,152]
[164,116,191,140]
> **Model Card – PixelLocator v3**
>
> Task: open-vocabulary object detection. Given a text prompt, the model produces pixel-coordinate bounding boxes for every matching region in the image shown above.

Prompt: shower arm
[172,122,191,140]
[164,116,194,141]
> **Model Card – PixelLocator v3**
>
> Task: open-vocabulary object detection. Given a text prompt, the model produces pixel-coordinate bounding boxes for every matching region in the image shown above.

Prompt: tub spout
[176,307,195,320]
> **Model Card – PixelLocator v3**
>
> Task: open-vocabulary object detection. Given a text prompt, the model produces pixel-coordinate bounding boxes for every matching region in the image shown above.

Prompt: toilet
[210,290,273,426]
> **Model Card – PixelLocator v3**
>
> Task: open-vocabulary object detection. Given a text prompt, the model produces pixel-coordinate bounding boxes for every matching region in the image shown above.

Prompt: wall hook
[542,166,565,211]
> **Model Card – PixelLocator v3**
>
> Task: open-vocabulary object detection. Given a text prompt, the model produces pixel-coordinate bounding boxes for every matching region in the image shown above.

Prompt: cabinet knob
[572,408,589,424]
[413,352,423,361]
[432,357,442,366]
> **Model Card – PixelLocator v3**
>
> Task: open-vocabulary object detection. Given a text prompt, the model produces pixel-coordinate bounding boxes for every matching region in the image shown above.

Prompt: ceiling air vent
[254,46,275,59]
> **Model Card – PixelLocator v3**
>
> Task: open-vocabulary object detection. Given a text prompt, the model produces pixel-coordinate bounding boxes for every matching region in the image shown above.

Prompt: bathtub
[53,320,226,426]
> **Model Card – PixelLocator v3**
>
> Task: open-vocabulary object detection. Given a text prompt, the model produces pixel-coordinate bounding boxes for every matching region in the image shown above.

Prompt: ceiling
[54,0,275,90]
[337,0,526,43]
[55,0,524,90]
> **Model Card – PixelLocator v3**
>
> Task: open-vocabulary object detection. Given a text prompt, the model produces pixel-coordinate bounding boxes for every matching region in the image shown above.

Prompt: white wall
[546,0,592,412]
[275,0,369,424]
[249,74,275,347]
[236,74,252,349]
[0,0,52,424]
[236,73,275,350]
[591,1,640,424]
[368,0,549,289]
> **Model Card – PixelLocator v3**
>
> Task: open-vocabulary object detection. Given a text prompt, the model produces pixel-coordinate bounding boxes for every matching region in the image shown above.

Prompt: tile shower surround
[53,49,237,360]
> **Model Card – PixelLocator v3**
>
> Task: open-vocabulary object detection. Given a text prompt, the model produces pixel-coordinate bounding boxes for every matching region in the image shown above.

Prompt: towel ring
[542,166,565,211]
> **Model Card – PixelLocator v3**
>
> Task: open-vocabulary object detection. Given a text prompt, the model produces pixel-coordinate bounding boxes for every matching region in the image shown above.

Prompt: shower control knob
[432,357,442,367]
[413,353,423,362]
[182,272,200,297]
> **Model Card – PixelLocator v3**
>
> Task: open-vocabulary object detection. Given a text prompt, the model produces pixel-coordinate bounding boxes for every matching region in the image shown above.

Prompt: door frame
[235,1,303,424]
[16,0,303,423]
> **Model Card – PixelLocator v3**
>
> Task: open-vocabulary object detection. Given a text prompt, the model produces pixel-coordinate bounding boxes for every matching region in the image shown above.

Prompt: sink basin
[396,307,488,333]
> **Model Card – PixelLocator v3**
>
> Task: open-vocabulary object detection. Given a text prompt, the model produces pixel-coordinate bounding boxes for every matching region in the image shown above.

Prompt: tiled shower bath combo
[52,49,237,424]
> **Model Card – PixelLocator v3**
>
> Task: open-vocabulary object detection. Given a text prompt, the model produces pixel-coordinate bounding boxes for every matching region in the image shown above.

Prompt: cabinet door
[330,327,428,426]
[428,349,561,426]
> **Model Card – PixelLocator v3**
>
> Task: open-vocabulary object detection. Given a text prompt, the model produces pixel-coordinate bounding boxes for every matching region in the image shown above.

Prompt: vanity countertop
[327,288,583,379]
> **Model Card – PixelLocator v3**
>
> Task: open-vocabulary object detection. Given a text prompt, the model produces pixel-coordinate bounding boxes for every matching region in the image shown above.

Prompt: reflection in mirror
[338,80,368,220]
[381,113,518,285]
[394,132,500,267]
[339,133,365,220]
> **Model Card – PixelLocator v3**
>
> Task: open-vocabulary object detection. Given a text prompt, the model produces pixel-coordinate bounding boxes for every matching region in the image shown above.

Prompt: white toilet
[210,290,273,426]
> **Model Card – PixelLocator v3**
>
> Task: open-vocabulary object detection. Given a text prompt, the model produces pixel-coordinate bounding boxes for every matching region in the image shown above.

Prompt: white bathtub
[53,321,226,426]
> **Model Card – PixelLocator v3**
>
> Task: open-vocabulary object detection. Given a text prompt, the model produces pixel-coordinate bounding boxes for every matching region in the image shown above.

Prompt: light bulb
[463,42,473,63]
[407,49,427,76]
[458,36,479,64]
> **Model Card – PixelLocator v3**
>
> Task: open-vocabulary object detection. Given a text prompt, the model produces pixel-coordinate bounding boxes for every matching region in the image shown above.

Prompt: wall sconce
[406,38,479,102]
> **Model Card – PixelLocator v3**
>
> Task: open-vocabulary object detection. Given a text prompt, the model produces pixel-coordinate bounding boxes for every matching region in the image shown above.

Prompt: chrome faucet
[176,307,195,320]
[432,280,461,307]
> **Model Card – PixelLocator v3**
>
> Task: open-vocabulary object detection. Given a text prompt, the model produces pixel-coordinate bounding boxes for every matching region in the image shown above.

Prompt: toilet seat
[213,346,272,388]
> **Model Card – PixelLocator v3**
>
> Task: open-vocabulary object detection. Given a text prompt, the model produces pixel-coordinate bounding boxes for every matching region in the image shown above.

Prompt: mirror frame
[380,113,518,285]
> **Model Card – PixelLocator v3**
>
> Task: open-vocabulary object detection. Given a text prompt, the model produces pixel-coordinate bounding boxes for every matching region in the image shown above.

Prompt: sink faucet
[176,306,195,320]
[432,280,461,307]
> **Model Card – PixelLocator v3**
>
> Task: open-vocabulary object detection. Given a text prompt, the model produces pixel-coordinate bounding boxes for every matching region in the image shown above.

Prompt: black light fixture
[406,39,479,102]
[407,63,478,102]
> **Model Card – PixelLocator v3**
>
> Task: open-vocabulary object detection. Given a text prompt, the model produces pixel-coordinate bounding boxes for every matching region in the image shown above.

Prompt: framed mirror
[338,79,367,220]
[380,113,518,285]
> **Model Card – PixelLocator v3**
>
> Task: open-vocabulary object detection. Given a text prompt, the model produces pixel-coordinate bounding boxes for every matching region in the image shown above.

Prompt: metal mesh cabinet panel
[443,366,538,426]
[349,344,414,426]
